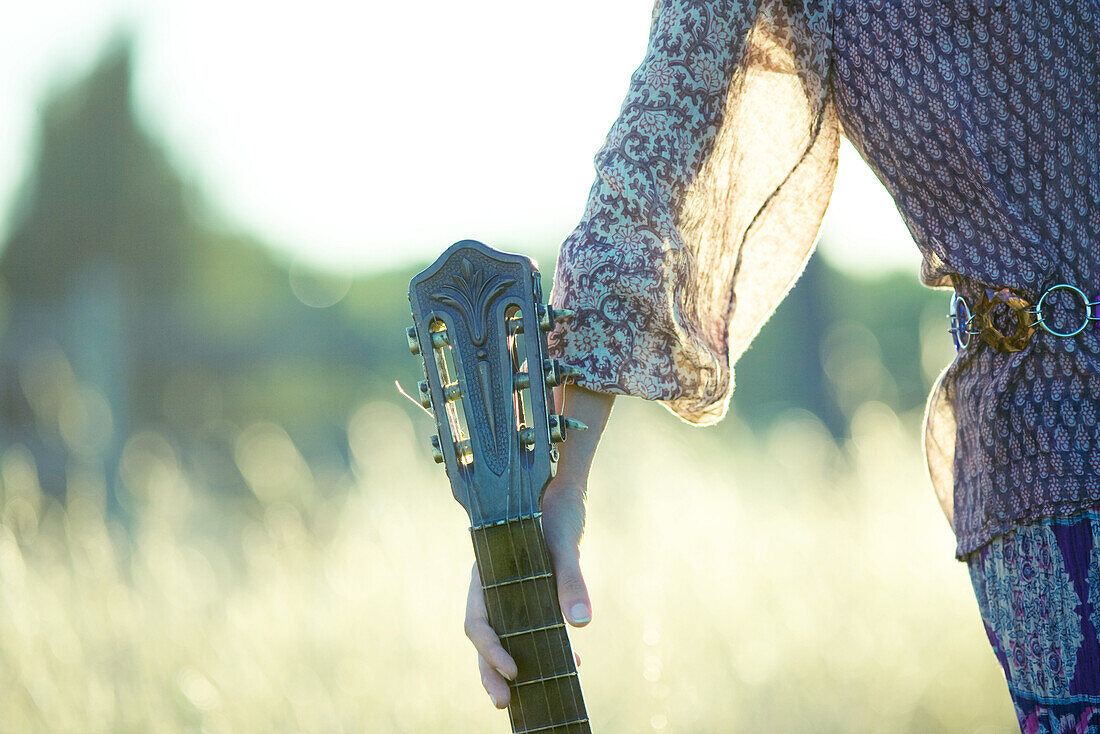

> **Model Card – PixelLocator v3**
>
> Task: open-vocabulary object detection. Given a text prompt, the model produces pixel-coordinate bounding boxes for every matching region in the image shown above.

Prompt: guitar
[406,240,592,733]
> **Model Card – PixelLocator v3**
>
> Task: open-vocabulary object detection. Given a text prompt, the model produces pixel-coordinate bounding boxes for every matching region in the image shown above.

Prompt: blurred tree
[2,38,188,300]
[0,37,194,495]
[0,37,434,499]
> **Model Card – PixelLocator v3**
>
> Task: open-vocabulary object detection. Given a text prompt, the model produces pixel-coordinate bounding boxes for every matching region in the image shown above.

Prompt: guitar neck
[470,514,591,734]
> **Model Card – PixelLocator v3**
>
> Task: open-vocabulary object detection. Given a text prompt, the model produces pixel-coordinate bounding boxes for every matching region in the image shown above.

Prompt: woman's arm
[463,384,614,709]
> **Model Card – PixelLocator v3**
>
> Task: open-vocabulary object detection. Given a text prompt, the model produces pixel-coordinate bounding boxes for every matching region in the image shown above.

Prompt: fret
[483,577,562,634]
[499,623,566,640]
[514,671,578,688]
[482,571,554,590]
[471,515,552,586]
[514,718,591,734]
[508,673,587,731]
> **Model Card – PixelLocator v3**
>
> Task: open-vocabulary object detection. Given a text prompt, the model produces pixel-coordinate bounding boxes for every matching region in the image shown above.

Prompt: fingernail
[569,603,591,624]
[495,666,514,681]
[489,693,499,708]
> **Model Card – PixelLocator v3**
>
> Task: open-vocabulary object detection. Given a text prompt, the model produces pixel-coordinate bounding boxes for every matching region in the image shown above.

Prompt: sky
[0,0,922,276]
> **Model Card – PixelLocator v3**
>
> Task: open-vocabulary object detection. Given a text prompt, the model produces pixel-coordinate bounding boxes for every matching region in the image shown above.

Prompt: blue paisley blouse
[546,0,1100,556]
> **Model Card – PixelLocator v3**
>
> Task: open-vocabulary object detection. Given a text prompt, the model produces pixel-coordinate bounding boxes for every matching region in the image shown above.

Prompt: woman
[463,0,1100,729]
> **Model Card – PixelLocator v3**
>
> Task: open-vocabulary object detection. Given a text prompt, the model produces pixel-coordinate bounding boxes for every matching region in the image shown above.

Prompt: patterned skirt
[967,511,1100,733]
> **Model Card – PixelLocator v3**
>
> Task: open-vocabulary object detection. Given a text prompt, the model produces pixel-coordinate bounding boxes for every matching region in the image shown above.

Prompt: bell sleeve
[548,0,841,425]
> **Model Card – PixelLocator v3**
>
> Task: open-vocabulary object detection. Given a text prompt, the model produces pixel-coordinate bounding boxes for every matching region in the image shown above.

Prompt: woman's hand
[463,385,614,710]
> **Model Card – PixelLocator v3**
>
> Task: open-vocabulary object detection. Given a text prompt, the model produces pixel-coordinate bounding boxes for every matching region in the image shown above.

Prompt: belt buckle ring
[1028,283,1100,338]
[948,293,977,351]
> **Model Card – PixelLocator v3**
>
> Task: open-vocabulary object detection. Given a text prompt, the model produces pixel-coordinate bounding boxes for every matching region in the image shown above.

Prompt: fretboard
[470,514,591,734]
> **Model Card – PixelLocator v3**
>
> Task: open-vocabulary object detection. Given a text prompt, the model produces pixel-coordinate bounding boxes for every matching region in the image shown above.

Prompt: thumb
[553,544,591,627]
[541,486,591,627]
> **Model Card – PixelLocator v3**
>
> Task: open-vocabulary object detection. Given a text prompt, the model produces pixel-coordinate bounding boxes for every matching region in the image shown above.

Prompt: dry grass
[0,394,1017,733]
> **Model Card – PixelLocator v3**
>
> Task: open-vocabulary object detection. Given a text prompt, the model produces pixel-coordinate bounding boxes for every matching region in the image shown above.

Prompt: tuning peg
[519,427,536,447]
[543,359,587,387]
[549,416,567,443]
[409,324,452,353]
[430,435,444,464]
[417,380,432,409]
[564,366,586,381]
[538,305,576,332]
[514,372,531,391]
[444,382,462,401]
[549,414,589,443]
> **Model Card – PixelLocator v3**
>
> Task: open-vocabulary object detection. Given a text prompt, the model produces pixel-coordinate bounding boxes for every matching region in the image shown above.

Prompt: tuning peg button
[549,414,589,443]
[560,364,586,383]
[538,305,576,332]
[430,435,444,464]
[407,326,421,355]
[552,308,575,321]
[417,381,432,409]
[543,359,586,387]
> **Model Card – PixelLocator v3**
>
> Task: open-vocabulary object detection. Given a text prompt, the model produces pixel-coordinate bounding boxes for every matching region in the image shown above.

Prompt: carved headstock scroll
[407,240,585,526]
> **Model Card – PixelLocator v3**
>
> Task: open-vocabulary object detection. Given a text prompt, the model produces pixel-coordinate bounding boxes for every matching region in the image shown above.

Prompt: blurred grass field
[0,383,1017,733]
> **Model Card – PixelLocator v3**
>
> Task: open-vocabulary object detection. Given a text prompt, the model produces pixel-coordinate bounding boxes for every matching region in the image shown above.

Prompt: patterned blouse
[547,0,1100,556]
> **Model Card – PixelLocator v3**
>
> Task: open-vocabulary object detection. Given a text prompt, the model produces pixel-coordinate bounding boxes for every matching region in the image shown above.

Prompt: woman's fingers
[465,564,518,688]
[478,654,511,709]
[541,483,592,627]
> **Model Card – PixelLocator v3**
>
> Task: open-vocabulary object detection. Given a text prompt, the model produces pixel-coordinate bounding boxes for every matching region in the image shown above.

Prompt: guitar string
[520,303,584,728]
[504,484,555,728]
[506,313,555,728]
[517,468,575,728]
[502,310,529,733]
[525,274,583,729]
[535,310,584,727]
[531,371,583,728]
[519,311,580,727]
[467,447,526,732]
[474,519,524,733]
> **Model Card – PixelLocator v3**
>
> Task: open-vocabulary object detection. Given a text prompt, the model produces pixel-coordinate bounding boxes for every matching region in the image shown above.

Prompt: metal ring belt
[948,284,1100,354]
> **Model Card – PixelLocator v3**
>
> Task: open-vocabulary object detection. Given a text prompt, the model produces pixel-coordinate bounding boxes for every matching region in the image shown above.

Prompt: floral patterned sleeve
[548,0,841,425]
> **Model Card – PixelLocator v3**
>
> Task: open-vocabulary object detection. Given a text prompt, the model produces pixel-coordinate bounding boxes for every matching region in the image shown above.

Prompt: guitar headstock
[406,240,586,526]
